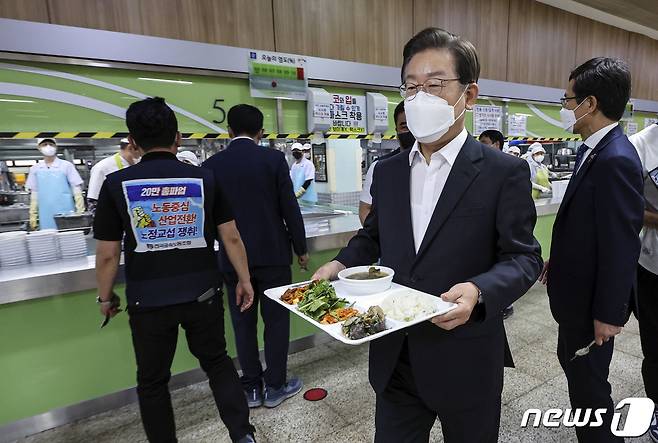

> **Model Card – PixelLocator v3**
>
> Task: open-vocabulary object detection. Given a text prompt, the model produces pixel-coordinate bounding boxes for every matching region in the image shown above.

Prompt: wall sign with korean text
[248,51,308,100]
[473,105,502,135]
[329,94,366,134]
[122,178,206,252]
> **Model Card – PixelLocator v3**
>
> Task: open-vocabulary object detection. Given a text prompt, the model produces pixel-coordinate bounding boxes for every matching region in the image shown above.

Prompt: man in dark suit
[314,28,543,442]
[203,104,309,409]
[540,58,644,442]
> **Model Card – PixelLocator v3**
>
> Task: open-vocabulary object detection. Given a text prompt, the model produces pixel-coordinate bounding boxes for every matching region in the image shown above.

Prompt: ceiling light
[138,77,193,85]
[0,98,35,103]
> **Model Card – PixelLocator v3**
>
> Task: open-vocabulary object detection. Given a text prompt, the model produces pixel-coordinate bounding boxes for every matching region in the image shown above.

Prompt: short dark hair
[393,101,405,126]
[402,27,480,85]
[227,104,264,137]
[479,130,505,150]
[126,97,178,150]
[569,57,631,121]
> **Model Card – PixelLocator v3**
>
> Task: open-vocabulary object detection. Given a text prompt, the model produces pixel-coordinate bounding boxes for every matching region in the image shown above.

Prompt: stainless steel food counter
[0,210,362,305]
[0,199,560,306]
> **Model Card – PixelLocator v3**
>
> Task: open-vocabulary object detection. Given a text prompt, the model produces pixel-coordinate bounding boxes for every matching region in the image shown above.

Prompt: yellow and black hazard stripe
[0,132,399,140]
[506,136,581,142]
[0,131,131,139]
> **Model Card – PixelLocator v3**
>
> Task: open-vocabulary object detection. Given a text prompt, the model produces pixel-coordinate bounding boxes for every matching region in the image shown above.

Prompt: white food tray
[264,281,457,345]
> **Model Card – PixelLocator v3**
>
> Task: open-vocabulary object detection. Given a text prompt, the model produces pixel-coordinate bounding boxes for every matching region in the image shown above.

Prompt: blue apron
[36,169,75,230]
[291,161,317,204]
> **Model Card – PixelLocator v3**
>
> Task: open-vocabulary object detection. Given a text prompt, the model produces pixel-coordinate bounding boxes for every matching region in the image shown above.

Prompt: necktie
[573,144,589,174]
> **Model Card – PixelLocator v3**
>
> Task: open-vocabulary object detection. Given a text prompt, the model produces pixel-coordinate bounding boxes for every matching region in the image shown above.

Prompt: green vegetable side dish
[297,279,350,322]
[345,266,389,280]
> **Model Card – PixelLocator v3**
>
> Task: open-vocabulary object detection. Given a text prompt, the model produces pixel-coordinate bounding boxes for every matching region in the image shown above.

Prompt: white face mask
[534,154,545,163]
[559,99,590,133]
[404,88,468,144]
[40,145,57,157]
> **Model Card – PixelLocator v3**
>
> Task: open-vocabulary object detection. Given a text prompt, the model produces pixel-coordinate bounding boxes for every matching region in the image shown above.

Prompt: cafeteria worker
[290,142,317,204]
[26,138,85,230]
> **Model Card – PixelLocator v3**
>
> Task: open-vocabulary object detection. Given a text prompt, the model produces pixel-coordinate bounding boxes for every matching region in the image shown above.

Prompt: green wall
[0,249,338,426]
[0,61,399,136]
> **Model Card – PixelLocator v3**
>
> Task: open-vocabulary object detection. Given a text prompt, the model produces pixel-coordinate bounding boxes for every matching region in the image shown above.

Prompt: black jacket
[548,125,644,328]
[203,138,307,271]
[335,134,543,413]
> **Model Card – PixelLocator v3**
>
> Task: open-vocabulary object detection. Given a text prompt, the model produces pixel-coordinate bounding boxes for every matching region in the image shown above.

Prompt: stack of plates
[0,231,29,267]
[27,230,60,264]
[57,231,87,259]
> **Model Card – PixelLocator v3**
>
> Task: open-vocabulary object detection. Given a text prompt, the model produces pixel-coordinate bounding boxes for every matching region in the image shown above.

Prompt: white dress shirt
[409,128,468,252]
[360,161,376,204]
[576,122,618,173]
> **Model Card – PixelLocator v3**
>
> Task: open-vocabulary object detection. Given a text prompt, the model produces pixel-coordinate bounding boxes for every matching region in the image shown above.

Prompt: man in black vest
[94,97,256,443]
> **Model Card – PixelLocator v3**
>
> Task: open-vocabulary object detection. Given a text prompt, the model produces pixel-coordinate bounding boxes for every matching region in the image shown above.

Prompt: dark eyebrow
[405,70,451,82]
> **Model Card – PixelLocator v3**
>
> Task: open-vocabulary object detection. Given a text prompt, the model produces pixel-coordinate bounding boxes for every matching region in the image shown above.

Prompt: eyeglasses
[399,78,461,99]
[560,96,578,106]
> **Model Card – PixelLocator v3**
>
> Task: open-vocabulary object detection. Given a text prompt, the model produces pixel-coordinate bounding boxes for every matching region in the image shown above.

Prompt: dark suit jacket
[335,134,543,413]
[547,125,644,329]
[202,138,307,271]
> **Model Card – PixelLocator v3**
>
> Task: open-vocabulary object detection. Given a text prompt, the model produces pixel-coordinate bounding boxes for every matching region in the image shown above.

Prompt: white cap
[530,142,545,155]
[302,143,312,151]
[176,150,200,166]
[291,142,304,151]
[37,138,56,146]
[120,137,130,144]
[508,146,521,155]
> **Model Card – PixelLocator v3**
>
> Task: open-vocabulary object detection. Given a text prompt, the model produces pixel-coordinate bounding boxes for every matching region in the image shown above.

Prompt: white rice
[379,291,438,322]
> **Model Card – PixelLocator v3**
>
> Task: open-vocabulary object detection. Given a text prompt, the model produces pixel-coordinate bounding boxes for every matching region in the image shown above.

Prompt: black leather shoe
[503,305,514,320]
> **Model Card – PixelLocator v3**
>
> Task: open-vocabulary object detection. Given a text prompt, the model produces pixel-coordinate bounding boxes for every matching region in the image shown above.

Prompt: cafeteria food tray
[264,280,457,345]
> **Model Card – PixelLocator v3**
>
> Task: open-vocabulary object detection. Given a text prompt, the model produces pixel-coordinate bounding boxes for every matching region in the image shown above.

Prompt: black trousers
[224,266,292,391]
[128,295,254,443]
[374,341,501,443]
[637,264,658,403]
[557,325,621,443]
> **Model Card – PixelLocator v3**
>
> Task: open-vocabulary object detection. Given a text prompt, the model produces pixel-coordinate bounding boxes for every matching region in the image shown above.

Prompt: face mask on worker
[292,151,303,160]
[404,87,468,144]
[534,154,545,164]
[397,131,416,150]
[39,145,57,157]
[559,99,591,133]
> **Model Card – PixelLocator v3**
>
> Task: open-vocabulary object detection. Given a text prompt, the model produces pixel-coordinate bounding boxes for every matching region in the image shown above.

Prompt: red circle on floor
[303,388,328,401]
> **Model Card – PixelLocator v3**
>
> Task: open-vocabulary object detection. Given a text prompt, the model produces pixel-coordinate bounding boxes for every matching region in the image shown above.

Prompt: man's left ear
[586,96,598,114]
[465,83,479,110]
[175,132,182,148]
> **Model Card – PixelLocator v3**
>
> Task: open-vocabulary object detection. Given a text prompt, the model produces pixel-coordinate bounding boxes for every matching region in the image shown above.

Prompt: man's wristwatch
[96,296,111,304]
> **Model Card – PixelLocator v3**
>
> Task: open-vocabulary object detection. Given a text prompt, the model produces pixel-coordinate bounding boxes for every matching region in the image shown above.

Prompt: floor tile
[18,284,651,443]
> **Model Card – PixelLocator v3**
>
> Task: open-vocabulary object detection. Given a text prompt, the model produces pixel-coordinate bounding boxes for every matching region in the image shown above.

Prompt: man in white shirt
[629,122,658,442]
[313,27,542,442]
[26,138,84,230]
[359,101,415,225]
[87,138,140,211]
[289,142,317,204]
